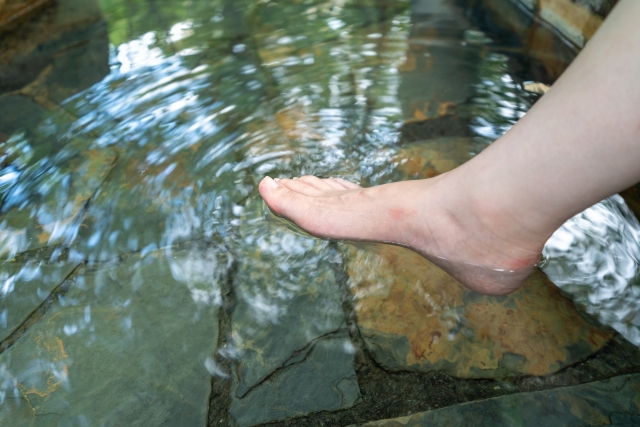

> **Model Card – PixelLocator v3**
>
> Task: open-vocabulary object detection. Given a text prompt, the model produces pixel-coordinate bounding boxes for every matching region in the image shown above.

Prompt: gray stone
[0,246,222,426]
[43,19,109,105]
[0,95,46,137]
[353,373,640,427]
[225,196,360,425]
[230,196,347,397]
[0,0,108,100]
[0,144,116,258]
[230,333,361,427]
[72,151,227,261]
[0,261,77,341]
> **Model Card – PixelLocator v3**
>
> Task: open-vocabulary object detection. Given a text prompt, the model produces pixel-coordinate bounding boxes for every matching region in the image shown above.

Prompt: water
[0,0,638,425]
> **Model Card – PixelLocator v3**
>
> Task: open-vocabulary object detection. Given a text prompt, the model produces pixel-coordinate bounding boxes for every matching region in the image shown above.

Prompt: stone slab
[0,260,77,341]
[353,373,640,426]
[0,95,46,137]
[0,245,222,426]
[392,137,480,179]
[345,243,612,378]
[0,0,106,96]
[230,333,361,427]
[0,0,53,31]
[538,0,602,48]
[230,196,348,396]
[0,142,116,258]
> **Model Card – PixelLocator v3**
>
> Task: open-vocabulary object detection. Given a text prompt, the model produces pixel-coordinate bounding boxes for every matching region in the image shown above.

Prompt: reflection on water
[543,195,640,345]
[0,0,637,424]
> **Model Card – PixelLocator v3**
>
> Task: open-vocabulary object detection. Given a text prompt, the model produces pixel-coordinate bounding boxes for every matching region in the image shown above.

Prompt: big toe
[259,176,282,206]
[259,176,304,217]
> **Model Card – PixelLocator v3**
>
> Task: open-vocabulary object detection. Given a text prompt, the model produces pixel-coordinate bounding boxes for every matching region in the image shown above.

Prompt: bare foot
[258,174,548,295]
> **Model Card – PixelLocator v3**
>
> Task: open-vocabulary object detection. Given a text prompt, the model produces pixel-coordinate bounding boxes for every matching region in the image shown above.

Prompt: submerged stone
[229,333,361,427]
[0,246,222,426]
[231,197,347,396]
[0,261,77,341]
[0,0,53,31]
[392,137,482,179]
[344,243,613,378]
[353,373,640,427]
[0,94,46,136]
[227,196,359,425]
[0,145,117,257]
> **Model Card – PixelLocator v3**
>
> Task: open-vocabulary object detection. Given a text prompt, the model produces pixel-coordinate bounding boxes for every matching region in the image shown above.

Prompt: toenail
[264,176,280,189]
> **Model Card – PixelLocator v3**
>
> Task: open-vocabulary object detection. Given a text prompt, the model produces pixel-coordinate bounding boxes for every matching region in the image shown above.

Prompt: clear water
[0,0,638,425]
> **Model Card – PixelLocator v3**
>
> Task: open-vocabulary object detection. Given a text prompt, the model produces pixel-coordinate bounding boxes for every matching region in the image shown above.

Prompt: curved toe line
[332,177,361,189]
[297,175,334,191]
[278,178,327,196]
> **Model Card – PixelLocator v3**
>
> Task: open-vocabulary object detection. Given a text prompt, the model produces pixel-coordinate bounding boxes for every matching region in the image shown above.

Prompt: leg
[259,0,640,295]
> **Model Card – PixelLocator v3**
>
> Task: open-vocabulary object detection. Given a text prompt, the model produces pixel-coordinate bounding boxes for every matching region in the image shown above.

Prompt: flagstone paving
[343,243,613,379]
[229,333,361,427]
[352,373,640,427]
[0,246,221,426]
[0,260,77,342]
[0,0,639,426]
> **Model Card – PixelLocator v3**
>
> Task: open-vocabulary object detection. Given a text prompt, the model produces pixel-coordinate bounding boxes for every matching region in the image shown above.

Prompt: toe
[298,175,335,191]
[323,178,348,190]
[331,177,361,189]
[259,176,307,217]
[278,178,327,196]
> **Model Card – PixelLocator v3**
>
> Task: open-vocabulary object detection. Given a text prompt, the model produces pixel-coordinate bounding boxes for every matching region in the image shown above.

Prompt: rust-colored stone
[395,137,474,178]
[0,0,54,31]
[345,243,613,378]
[538,0,603,47]
[275,105,323,141]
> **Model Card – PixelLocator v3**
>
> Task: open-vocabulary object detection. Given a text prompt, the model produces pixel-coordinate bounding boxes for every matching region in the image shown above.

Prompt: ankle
[439,171,547,270]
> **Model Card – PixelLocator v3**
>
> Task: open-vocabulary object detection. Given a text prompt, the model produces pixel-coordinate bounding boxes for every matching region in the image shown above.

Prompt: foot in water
[258,174,549,295]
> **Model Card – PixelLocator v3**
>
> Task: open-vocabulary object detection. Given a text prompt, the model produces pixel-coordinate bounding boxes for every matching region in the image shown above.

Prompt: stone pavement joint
[352,373,640,427]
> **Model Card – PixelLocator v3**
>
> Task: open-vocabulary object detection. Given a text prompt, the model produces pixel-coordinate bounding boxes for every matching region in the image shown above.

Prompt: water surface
[0,0,639,425]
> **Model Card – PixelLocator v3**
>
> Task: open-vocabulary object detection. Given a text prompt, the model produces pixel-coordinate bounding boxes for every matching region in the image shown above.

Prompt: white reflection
[232,44,246,53]
[167,250,221,307]
[0,225,27,260]
[63,324,78,335]
[204,356,228,378]
[327,18,345,30]
[0,364,18,405]
[116,32,164,73]
[167,20,194,43]
[543,195,640,345]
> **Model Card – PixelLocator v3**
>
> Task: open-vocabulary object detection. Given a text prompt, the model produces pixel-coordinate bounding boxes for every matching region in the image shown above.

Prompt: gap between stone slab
[237,327,351,401]
[248,243,640,427]
[208,255,236,427]
[1,237,224,358]
[255,335,640,427]
[0,261,83,354]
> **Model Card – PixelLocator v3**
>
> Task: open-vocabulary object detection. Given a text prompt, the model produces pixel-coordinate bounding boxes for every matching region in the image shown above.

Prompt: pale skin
[259,0,640,295]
